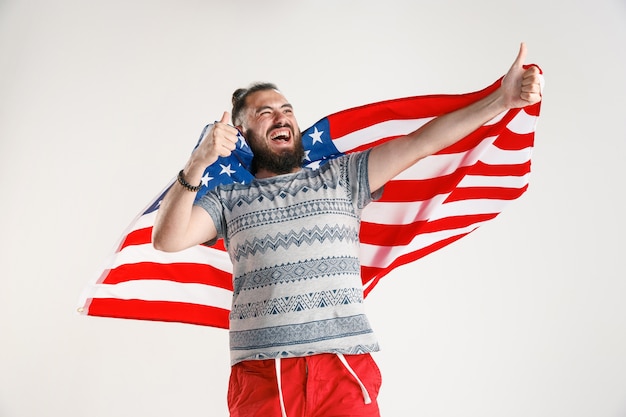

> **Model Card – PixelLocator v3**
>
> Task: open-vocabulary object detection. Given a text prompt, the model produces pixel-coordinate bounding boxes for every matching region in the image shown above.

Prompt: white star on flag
[306,160,322,170]
[201,173,213,186]
[238,134,248,148]
[220,164,236,176]
[308,126,324,145]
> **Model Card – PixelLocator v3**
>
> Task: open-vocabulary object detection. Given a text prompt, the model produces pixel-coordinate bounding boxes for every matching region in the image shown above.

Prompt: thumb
[219,111,231,125]
[511,42,527,70]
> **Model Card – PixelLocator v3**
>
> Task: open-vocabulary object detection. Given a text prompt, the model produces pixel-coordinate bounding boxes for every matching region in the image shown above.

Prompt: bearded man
[152,43,542,417]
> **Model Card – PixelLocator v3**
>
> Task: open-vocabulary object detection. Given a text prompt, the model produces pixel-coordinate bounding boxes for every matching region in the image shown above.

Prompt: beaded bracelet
[177,169,202,192]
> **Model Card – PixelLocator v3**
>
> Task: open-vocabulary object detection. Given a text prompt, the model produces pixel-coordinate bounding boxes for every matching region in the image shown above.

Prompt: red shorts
[227,353,382,417]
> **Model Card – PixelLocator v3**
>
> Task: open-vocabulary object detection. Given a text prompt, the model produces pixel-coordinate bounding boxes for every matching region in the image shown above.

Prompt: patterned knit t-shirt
[195,150,381,365]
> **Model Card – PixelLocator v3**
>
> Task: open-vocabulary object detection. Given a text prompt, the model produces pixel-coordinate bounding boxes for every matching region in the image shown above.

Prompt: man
[152,43,542,417]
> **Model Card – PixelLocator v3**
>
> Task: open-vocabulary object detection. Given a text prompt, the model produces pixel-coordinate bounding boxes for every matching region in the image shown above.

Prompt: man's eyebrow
[255,103,293,113]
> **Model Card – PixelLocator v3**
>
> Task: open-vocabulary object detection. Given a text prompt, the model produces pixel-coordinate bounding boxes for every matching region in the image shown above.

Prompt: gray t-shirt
[196,150,381,365]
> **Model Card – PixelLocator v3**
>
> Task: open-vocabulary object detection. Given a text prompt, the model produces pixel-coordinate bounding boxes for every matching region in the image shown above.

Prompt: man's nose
[273,111,289,126]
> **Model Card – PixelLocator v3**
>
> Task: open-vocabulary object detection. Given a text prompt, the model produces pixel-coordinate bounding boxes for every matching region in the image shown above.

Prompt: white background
[1,0,625,416]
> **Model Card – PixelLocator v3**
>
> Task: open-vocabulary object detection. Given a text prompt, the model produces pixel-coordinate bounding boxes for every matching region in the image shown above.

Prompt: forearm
[368,89,508,192]
[152,162,214,252]
[371,44,542,193]
[152,115,237,251]
[408,89,507,157]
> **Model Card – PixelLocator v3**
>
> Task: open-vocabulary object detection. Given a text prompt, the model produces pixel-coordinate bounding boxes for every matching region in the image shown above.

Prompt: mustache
[267,122,293,134]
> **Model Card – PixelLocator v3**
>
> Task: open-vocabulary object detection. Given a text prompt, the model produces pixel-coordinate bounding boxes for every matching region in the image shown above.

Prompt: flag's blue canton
[143,125,254,216]
[301,118,342,169]
[144,119,341,216]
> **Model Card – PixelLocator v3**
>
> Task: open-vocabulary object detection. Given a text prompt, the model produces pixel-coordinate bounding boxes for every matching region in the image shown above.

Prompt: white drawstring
[275,354,371,417]
[275,358,288,417]
[336,353,372,404]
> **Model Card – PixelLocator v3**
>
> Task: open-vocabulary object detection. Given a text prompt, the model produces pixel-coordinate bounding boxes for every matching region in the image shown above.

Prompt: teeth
[270,129,290,140]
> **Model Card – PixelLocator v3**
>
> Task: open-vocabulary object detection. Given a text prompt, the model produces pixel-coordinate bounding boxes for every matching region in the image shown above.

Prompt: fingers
[520,66,542,104]
[521,65,541,87]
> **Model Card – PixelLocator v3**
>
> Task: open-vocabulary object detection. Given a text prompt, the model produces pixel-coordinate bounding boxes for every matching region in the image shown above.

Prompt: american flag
[77,75,543,329]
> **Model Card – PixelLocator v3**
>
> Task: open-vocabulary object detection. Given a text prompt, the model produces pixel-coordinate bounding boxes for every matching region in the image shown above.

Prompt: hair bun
[232,88,247,106]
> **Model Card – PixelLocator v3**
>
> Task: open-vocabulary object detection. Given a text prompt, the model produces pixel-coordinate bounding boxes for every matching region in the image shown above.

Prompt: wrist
[183,157,212,179]
[486,88,510,114]
[177,169,202,192]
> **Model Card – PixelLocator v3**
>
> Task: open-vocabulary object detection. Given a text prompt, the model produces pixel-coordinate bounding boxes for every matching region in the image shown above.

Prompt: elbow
[152,239,168,252]
[152,230,178,253]
[152,238,168,252]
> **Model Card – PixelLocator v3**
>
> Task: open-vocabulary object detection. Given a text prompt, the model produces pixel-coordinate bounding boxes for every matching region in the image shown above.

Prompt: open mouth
[269,128,291,142]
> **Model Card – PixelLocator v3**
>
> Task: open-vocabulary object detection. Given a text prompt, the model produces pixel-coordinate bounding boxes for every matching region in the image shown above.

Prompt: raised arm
[152,112,239,252]
[367,43,542,193]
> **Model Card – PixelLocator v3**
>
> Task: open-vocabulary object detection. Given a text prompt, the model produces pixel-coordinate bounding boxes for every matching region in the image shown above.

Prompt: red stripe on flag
[493,131,534,151]
[444,185,529,203]
[328,80,503,139]
[359,213,498,246]
[101,262,233,289]
[86,298,230,328]
[379,173,469,202]
[469,161,531,177]
[120,227,152,249]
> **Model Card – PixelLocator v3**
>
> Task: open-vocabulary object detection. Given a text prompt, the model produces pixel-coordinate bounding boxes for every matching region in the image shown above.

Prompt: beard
[247,129,305,175]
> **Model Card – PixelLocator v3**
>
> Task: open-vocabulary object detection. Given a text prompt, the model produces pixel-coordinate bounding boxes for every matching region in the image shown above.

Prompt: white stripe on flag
[107,244,233,272]
[363,187,526,225]
[458,173,531,188]
[333,118,434,153]
[88,280,233,309]
[393,136,497,180]
[479,147,532,166]
[507,110,538,134]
